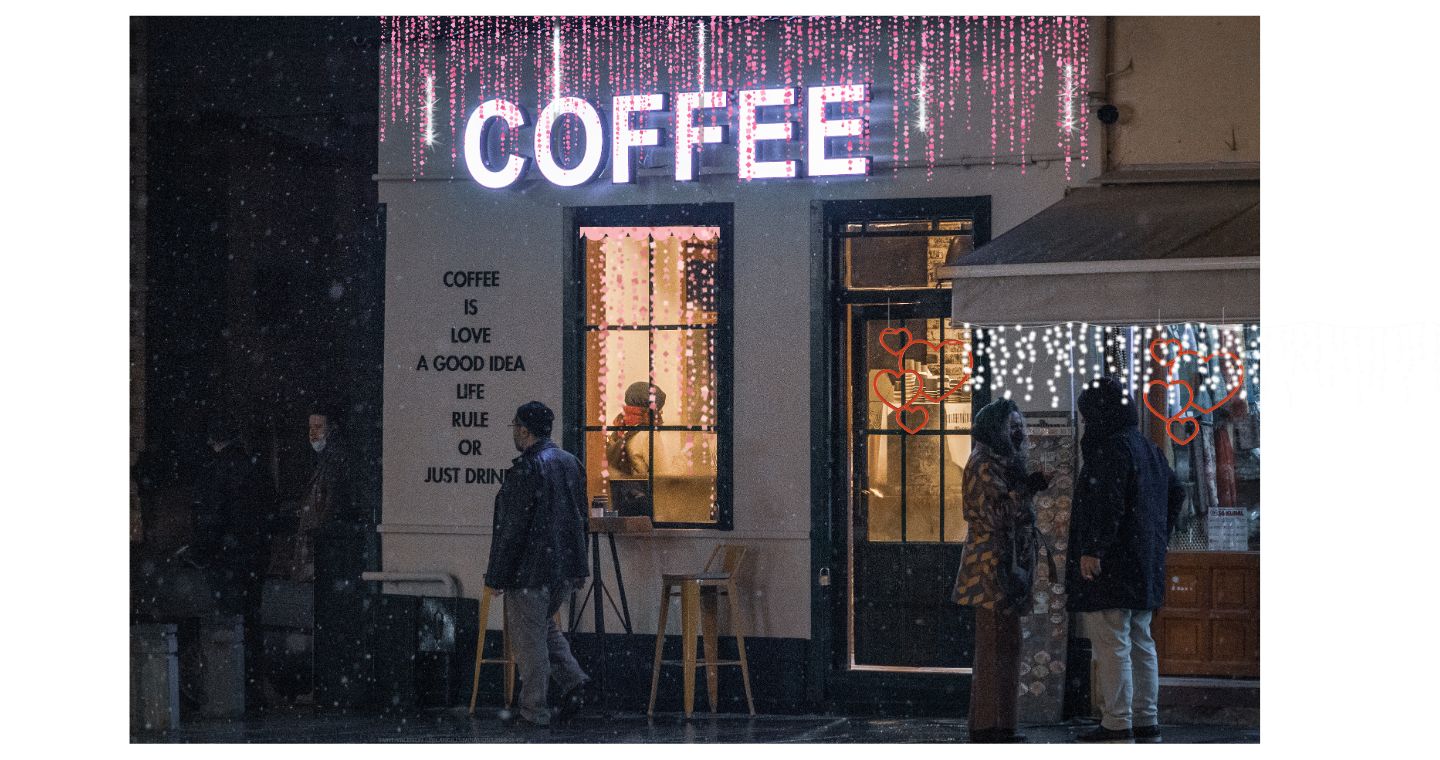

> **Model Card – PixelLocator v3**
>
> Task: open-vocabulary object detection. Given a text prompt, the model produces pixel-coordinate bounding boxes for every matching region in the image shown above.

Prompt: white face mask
[311,439,327,453]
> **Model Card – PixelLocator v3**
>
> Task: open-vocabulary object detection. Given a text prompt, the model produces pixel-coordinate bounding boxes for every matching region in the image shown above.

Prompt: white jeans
[1081,609,1159,731]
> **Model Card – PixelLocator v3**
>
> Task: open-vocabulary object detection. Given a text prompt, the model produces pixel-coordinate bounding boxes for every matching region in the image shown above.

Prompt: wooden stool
[647,545,755,717]
[466,587,568,715]
[468,586,515,714]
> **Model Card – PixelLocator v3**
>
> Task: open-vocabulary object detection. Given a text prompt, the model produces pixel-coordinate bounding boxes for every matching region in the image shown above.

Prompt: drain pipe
[361,571,460,598]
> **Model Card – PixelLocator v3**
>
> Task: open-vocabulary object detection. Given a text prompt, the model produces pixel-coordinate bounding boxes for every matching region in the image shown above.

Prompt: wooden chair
[647,544,755,717]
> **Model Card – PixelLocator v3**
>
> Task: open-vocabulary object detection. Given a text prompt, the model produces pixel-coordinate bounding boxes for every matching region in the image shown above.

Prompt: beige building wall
[1108,16,1260,167]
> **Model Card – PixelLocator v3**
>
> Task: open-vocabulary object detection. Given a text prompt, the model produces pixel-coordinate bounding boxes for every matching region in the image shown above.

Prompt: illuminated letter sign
[674,90,728,182]
[463,99,530,189]
[533,97,606,187]
[807,84,871,177]
[611,94,667,184]
[737,88,800,180]
[462,83,870,187]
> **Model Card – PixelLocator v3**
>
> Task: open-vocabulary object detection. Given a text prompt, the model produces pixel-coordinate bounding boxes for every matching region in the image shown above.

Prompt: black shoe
[1133,724,1162,743]
[970,728,1026,743]
[1077,726,1133,743]
[552,679,592,724]
[498,708,549,729]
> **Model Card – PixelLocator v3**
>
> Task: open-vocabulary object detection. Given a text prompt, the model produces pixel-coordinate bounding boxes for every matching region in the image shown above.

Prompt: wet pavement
[138,709,1260,743]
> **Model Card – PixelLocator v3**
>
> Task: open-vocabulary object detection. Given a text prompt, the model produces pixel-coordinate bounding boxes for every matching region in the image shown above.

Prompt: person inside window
[605,381,667,477]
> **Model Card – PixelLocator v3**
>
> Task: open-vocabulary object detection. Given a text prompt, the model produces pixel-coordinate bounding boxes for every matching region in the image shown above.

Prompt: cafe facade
[374,16,1260,717]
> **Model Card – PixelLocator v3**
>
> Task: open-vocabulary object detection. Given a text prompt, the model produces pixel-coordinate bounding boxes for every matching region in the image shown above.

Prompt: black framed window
[566,204,734,529]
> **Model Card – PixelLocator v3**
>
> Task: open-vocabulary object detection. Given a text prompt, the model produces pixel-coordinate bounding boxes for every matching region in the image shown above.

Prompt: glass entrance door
[848,305,977,670]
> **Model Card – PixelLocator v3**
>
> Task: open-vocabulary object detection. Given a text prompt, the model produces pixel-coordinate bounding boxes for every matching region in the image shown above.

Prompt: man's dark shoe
[553,679,592,724]
[497,708,549,729]
[1132,724,1162,743]
[1077,726,1134,743]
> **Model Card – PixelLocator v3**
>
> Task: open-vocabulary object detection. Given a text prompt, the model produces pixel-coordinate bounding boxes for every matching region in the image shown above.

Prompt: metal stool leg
[648,583,672,716]
[468,587,494,715]
[680,581,699,718]
[502,597,515,708]
[728,580,756,716]
[701,588,720,713]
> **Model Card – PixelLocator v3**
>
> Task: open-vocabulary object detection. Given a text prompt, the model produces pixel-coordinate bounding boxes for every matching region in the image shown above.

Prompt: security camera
[1096,104,1120,125]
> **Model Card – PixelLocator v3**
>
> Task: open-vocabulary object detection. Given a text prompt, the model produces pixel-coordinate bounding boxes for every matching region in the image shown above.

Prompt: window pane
[653,431,718,524]
[846,234,968,289]
[586,330,650,428]
[1137,323,1260,552]
[904,434,941,542]
[865,433,903,542]
[942,434,972,543]
[652,233,719,326]
[868,220,930,232]
[864,318,934,430]
[584,233,649,326]
[650,329,717,428]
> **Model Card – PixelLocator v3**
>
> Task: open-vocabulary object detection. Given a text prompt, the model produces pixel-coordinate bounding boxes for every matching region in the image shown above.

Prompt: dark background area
[133,16,383,530]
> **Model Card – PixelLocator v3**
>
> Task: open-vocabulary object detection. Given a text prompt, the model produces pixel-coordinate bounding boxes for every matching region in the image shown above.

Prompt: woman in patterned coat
[952,398,1050,743]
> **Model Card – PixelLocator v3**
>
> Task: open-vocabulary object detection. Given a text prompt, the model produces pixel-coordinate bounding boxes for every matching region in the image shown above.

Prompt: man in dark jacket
[485,401,590,726]
[1067,377,1185,743]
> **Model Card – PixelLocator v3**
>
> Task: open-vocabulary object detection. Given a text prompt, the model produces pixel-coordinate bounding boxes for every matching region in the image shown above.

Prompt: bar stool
[647,544,755,717]
[466,587,569,715]
[468,586,515,714]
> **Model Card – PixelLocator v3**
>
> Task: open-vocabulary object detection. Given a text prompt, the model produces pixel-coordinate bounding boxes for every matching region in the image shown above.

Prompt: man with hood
[1067,377,1186,743]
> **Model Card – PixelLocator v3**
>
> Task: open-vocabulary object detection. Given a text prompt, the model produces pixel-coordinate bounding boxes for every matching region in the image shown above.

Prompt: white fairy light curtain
[965,322,1260,419]
[381,16,1090,179]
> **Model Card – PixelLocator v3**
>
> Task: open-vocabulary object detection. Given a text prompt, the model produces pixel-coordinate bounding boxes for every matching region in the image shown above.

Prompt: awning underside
[943,180,1259,325]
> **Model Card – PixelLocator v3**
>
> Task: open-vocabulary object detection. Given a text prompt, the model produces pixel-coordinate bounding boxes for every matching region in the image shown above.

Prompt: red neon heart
[1148,337,1192,369]
[1167,416,1200,446]
[1181,351,1246,414]
[906,339,974,403]
[877,327,913,358]
[895,404,930,434]
[1144,379,1195,422]
[871,369,927,412]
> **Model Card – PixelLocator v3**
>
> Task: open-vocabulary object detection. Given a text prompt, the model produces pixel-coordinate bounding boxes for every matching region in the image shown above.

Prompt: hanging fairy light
[697,18,707,92]
[552,24,563,102]
[916,61,929,133]
[381,16,1092,178]
[422,75,439,146]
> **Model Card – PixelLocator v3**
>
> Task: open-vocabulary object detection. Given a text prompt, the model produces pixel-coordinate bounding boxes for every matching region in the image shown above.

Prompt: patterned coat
[951,443,1039,613]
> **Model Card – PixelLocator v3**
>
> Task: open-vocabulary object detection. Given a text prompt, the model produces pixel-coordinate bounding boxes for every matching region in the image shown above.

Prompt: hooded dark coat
[1066,380,1186,612]
[484,439,591,590]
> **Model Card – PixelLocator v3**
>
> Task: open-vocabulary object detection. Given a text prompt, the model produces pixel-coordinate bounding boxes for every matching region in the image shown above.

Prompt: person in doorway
[952,398,1051,743]
[1067,376,1186,743]
[278,404,355,581]
[604,381,666,477]
[485,401,591,727]
[194,413,276,713]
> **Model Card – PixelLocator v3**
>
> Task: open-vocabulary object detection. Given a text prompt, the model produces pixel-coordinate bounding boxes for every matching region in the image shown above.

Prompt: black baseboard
[467,632,813,715]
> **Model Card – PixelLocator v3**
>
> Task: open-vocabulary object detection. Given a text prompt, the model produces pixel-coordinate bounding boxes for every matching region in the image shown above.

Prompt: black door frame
[807,195,992,712]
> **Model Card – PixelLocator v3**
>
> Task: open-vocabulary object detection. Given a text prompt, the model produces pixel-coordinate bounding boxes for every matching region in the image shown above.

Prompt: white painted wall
[1108,16,1260,167]
[377,18,1119,639]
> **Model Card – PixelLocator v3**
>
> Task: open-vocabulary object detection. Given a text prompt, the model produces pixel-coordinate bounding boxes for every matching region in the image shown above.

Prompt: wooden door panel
[1158,616,1204,659]
[1155,552,1259,678]
[1213,569,1250,609]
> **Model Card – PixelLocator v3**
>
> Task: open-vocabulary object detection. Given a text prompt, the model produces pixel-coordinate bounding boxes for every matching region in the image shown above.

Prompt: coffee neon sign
[463,84,871,188]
